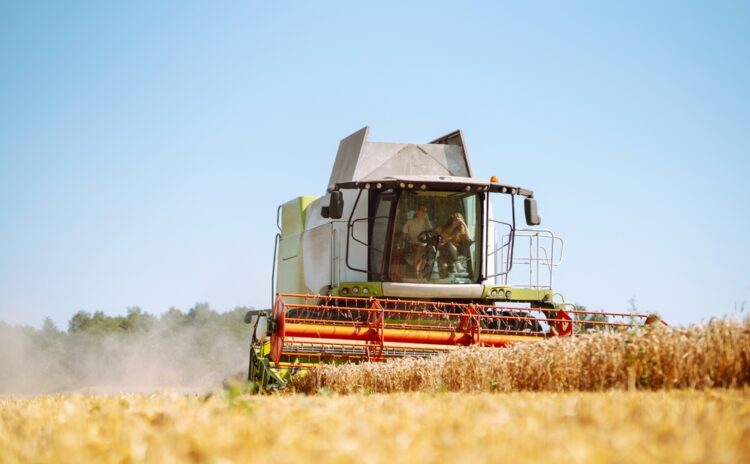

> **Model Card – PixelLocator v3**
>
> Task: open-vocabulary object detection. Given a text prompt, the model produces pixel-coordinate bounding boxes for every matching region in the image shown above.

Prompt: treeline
[64,303,249,337]
[0,304,254,394]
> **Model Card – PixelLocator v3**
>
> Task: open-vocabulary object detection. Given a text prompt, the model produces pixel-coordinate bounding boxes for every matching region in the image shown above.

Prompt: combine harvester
[245,127,661,390]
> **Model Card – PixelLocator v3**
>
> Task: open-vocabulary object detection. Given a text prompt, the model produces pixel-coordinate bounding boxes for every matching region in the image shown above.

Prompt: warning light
[490,175,498,183]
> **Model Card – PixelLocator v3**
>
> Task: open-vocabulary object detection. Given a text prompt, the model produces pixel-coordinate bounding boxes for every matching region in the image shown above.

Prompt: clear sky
[1,1,748,328]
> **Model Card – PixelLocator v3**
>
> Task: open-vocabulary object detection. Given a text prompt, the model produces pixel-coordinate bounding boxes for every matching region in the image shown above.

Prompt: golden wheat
[292,318,750,394]
[1,391,749,464]
[3,319,748,463]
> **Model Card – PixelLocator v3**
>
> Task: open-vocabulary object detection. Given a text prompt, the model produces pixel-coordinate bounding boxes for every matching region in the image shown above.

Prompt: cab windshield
[372,190,482,284]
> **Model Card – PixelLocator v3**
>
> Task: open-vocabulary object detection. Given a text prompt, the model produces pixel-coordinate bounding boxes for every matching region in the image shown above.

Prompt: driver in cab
[402,204,432,277]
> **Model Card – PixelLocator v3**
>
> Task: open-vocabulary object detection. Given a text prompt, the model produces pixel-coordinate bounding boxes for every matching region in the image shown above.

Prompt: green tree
[68,310,93,333]
[122,307,156,332]
[572,304,610,334]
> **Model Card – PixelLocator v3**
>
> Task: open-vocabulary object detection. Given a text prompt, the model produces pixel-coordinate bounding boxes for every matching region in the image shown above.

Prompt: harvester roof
[327,126,473,190]
[335,175,534,198]
[328,126,533,197]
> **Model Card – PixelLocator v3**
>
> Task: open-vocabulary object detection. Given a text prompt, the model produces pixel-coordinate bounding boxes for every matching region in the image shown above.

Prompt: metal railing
[495,228,564,289]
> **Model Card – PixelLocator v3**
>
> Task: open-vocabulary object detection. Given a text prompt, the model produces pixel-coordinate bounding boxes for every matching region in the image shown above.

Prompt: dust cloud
[0,311,252,395]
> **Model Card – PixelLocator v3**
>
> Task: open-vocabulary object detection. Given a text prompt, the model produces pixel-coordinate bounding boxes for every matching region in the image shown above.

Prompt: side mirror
[524,197,541,226]
[244,308,271,324]
[329,190,344,219]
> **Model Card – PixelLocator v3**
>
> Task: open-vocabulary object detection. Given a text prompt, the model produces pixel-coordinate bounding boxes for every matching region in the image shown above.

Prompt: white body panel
[302,189,368,293]
[382,283,484,299]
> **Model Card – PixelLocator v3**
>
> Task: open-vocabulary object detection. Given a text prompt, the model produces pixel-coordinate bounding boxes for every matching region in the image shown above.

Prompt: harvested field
[292,318,750,394]
[1,390,749,464]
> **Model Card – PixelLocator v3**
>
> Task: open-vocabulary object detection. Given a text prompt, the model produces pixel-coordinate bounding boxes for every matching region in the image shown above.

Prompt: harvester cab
[246,127,659,391]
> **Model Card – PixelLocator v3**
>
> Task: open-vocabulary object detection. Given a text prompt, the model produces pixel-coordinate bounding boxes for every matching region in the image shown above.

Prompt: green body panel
[332,281,554,304]
[246,341,288,392]
[480,285,555,304]
[276,196,320,295]
[331,282,384,297]
[248,339,354,392]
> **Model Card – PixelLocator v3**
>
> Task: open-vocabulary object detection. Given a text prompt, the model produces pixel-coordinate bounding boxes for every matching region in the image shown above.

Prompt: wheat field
[292,318,750,394]
[1,390,749,464]
[2,318,749,463]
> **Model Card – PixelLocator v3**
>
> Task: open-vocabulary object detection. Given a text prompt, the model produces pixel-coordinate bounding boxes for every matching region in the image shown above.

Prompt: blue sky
[1,1,748,328]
